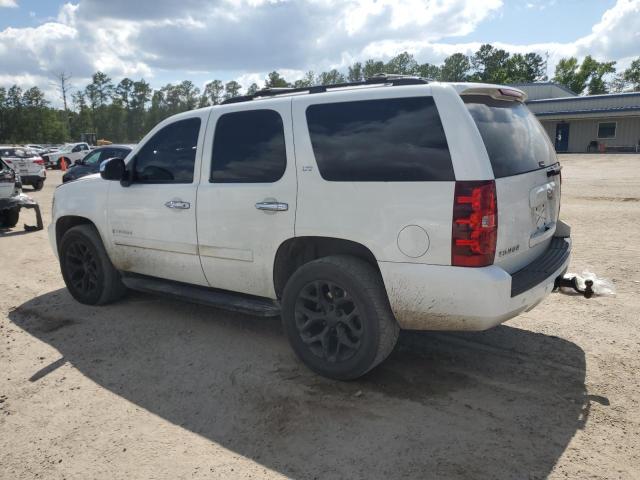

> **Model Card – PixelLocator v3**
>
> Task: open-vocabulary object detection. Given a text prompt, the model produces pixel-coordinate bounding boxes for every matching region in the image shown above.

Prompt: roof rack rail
[221,73,429,105]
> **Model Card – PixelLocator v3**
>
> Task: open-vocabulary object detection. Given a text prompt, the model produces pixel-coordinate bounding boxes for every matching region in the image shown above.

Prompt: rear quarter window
[463,95,556,178]
[306,96,454,182]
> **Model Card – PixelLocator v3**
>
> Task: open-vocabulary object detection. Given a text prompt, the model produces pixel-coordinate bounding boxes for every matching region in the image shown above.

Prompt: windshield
[463,95,556,178]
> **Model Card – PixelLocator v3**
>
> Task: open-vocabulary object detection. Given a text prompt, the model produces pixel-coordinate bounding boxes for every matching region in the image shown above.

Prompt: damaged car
[0,158,43,231]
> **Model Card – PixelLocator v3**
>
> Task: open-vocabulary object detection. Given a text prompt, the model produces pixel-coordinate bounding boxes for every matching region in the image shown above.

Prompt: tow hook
[554,275,594,298]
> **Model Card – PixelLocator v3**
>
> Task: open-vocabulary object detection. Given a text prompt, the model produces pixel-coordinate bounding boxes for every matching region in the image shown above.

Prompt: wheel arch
[273,236,379,299]
[56,216,98,253]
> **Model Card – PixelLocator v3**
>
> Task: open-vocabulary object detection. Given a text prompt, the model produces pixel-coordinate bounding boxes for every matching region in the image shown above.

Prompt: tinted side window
[306,97,454,182]
[135,118,200,183]
[211,109,286,183]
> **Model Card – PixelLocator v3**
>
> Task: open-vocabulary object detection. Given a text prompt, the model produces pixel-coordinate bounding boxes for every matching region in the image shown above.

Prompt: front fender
[51,177,111,255]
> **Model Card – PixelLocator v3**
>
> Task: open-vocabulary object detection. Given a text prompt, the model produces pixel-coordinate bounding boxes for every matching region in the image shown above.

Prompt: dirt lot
[1,154,639,480]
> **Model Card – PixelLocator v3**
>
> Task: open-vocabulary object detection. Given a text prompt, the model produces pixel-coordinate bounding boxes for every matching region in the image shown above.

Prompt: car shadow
[10,289,592,480]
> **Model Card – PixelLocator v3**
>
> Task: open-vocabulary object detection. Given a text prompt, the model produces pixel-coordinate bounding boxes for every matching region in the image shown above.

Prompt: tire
[59,224,126,305]
[0,207,20,228]
[33,179,44,191]
[281,255,399,380]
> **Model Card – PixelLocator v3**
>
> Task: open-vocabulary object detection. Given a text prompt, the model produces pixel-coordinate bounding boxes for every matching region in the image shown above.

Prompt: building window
[597,122,616,139]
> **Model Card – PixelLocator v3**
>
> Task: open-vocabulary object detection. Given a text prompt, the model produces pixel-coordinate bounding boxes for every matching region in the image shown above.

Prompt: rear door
[196,98,296,298]
[463,94,561,273]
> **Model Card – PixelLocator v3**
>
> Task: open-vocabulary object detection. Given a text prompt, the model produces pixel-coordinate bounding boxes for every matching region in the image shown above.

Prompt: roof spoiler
[460,86,527,102]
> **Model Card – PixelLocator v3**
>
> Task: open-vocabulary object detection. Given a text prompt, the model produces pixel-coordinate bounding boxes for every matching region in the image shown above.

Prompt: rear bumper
[379,235,571,331]
[20,173,46,184]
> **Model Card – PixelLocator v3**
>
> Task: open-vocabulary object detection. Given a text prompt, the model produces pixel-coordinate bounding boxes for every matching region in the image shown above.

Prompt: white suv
[49,76,571,380]
[0,146,47,190]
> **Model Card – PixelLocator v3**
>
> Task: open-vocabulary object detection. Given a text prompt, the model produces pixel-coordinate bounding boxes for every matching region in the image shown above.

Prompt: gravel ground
[1,154,639,480]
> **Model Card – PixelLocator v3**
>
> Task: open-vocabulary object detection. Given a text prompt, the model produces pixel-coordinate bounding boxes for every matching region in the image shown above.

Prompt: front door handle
[255,201,288,212]
[165,200,191,209]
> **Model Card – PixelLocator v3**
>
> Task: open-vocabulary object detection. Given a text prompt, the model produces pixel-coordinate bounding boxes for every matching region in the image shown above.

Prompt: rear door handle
[255,201,288,212]
[165,200,191,209]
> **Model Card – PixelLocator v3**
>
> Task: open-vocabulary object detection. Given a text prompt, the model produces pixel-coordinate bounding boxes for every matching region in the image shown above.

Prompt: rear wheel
[0,207,20,228]
[281,255,399,380]
[33,179,44,191]
[59,224,126,305]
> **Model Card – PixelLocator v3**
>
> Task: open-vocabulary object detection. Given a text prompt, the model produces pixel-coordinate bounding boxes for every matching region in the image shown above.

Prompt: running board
[121,274,281,317]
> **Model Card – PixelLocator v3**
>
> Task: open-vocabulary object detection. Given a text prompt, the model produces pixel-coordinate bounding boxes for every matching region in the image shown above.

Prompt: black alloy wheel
[294,280,364,363]
[63,237,101,300]
[282,255,399,380]
[59,225,126,305]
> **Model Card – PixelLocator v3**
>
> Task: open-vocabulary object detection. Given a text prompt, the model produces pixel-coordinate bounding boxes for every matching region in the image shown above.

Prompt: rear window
[463,95,556,178]
[306,97,454,182]
[0,148,27,158]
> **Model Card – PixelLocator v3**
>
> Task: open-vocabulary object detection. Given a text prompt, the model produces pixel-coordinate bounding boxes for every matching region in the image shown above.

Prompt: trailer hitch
[554,275,594,298]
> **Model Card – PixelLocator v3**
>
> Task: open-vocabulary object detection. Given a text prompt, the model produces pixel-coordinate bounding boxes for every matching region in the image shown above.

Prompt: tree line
[1,44,639,144]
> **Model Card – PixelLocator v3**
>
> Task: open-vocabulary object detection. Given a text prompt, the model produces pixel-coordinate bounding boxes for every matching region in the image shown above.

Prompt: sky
[0,0,638,106]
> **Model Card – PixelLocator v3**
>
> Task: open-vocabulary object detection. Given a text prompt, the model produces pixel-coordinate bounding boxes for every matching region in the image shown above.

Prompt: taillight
[34,158,44,165]
[452,180,497,267]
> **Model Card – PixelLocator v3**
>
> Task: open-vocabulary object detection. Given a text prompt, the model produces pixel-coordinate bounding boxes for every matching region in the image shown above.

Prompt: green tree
[317,69,346,85]
[246,83,259,95]
[200,80,224,106]
[471,44,511,83]
[130,80,152,140]
[223,80,242,100]
[623,58,640,91]
[363,59,385,78]
[415,62,441,80]
[440,53,471,81]
[265,71,290,88]
[348,62,364,82]
[384,52,418,75]
[554,56,616,94]
[506,53,546,82]
[293,71,316,88]
[176,80,200,110]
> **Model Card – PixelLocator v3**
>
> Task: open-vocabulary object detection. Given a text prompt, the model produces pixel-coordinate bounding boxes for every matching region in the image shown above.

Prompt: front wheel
[281,255,399,380]
[59,224,126,305]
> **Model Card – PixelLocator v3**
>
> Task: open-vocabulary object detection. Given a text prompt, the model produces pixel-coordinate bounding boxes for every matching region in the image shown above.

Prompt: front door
[555,123,570,152]
[196,98,296,298]
[107,114,209,286]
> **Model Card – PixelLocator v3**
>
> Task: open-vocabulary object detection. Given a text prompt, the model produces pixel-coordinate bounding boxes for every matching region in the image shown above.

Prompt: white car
[0,146,47,190]
[42,142,91,169]
[49,76,571,379]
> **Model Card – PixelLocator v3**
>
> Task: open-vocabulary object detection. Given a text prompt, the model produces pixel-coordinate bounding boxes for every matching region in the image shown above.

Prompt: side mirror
[100,157,125,181]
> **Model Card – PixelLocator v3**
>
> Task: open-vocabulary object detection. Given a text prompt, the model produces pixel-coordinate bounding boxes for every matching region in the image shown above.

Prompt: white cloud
[0,0,638,105]
[0,0,18,8]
